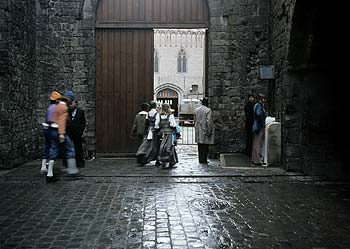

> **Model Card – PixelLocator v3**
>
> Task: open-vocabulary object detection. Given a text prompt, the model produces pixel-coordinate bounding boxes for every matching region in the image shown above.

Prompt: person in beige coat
[194,97,215,164]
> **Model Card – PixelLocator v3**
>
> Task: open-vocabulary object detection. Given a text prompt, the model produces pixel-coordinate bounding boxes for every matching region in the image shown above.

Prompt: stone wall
[270,0,348,178]
[269,0,296,170]
[36,0,97,156]
[0,1,9,163]
[0,0,37,169]
[207,0,270,155]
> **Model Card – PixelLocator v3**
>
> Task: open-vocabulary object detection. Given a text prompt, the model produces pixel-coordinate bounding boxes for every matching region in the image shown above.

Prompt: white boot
[47,160,54,177]
[67,158,79,175]
[40,159,48,174]
[46,160,59,183]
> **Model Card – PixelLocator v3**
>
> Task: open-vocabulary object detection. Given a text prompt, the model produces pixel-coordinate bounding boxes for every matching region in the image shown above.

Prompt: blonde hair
[160,103,172,115]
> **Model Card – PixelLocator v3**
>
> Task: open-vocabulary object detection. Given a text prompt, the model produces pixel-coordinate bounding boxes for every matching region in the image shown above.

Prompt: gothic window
[154,49,159,73]
[177,49,187,73]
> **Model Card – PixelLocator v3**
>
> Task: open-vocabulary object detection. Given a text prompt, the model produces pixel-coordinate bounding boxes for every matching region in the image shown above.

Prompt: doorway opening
[153,29,207,147]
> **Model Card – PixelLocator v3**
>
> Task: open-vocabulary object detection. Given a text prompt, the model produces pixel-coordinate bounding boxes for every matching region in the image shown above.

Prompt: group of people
[40,91,261,177]
[244,93,267,166]
[131,101,179,169]
[40,90,86,183]
[131,97,215,168]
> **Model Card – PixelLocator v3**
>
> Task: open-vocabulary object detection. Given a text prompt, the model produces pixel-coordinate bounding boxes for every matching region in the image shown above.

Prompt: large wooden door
[96,29,154,154]
[95,0,209,154]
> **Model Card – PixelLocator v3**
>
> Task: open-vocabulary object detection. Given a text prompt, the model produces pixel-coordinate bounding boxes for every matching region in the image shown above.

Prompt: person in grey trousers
[194,97,214,164]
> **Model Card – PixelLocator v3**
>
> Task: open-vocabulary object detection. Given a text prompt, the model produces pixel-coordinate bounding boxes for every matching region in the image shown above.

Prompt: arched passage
[284,1,347,177]
[95,0,209,154]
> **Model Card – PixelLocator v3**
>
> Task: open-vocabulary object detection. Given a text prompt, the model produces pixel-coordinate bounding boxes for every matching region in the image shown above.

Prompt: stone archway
[156,88,179,117]
[283,1,346,177]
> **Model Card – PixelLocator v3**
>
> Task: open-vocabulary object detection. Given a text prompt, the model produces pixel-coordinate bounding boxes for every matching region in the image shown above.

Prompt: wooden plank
[185,0,191,21]
[191,0,198,21]
[120,0,126,21]
[95,21,209,29]
[102,30,109,152]
[120,29,127,151]
[166,0,173,22]
[172,0,179,23]
[126,30,133,152]
[153,0,161,21]
[179,0,185,21]
[115,30,120,152]
[145,0,152,21]
[96,0,209,28]
[160,0,167,22]
[139,0,145,21]
[96,30,102,151]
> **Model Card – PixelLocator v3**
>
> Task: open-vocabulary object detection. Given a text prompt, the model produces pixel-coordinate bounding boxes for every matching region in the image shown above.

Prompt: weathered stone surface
[0,0,38,169]
[264,122,281,167]
[0,151,349,248]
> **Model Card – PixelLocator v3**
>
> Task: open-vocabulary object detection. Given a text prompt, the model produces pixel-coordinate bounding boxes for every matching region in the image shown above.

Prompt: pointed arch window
[154,49,159,73]
[177,49,187,73]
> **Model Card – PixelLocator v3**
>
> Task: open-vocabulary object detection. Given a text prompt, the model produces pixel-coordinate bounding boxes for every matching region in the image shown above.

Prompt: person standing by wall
[244,94,255,157]
[40,91,61,174]
[67,97,86,168]
[252,93,267,165]
[194,97,214,164]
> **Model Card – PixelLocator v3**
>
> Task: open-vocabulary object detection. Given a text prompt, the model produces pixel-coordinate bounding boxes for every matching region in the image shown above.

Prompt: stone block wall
[36,0,97,155]
[207,0,270,156]
[270,0,348,178]
[269,0,297,170]
[0,1,9,157]
[0,0,37,169]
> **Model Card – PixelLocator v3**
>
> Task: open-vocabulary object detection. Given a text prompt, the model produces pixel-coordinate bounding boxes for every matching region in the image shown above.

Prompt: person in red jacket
[46,90,79,183]
[40,91,61,174]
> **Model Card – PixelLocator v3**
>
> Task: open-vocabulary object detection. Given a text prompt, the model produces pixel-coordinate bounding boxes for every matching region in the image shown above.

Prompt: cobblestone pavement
[0,146,350,249]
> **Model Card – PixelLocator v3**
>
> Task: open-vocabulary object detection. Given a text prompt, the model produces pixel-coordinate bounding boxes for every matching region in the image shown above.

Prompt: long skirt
[158,134,178,167]
[252,128,265,164]
[136,132,160,165]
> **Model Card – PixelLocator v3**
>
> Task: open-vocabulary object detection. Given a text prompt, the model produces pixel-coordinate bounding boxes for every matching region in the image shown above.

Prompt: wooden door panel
[96,29,154,154]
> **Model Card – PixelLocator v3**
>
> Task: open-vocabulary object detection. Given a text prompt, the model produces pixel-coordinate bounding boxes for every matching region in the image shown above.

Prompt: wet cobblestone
[0,146,349,249]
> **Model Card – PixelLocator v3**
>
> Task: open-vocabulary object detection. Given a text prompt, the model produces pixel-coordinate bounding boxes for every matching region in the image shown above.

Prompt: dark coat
[244,101,254,129]
[68,107,86,138]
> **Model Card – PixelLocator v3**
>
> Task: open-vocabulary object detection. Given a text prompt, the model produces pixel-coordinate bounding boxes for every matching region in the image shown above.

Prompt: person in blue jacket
[252,93,267,165]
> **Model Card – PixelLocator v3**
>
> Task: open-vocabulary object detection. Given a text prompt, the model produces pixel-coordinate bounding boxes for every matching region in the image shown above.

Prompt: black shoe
[46,176,59,183]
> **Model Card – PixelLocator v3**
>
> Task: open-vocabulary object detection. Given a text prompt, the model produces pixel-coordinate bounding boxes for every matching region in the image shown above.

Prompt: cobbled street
[0,146,349,249]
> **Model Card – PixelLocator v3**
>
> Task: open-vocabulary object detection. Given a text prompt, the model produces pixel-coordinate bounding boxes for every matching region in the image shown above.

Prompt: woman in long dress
[155,103,178,169]
[136,101,161,165]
